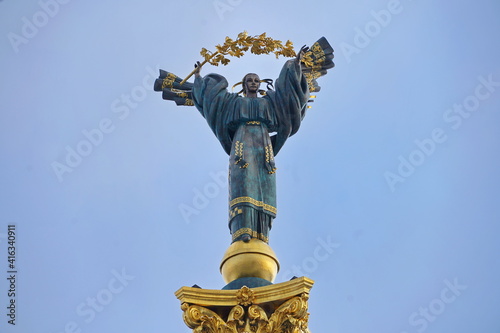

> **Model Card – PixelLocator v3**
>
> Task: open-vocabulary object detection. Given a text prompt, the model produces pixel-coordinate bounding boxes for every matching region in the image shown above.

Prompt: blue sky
[1,0,499,332]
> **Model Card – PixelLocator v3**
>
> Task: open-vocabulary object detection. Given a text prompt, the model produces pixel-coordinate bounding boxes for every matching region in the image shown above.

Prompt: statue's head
[234,73,274,97]
[242,73,260,96]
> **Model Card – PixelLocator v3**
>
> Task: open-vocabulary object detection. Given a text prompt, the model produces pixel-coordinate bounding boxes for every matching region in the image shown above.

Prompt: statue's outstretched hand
[194,61,202,77]
[296,45,310,61]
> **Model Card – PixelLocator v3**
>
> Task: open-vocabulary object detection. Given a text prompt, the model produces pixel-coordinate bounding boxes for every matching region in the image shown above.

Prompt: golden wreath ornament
[180,31,298,85]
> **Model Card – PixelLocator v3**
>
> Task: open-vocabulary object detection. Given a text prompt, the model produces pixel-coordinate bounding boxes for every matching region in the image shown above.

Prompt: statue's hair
[232,73,274,96]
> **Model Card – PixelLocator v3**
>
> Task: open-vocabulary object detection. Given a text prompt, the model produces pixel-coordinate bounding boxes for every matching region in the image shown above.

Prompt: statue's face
[244,74,260,94]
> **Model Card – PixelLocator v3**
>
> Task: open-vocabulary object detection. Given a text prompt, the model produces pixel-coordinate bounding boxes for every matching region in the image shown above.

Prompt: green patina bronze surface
[192,59,308,243]
[154,37,334,244]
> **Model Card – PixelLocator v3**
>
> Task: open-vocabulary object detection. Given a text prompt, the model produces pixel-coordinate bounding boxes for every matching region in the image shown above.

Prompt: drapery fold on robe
[153,70,194,106]
[300,36,335,93]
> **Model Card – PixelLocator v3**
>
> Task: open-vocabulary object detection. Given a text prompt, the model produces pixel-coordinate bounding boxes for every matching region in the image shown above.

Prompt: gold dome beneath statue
[220,239,280,284]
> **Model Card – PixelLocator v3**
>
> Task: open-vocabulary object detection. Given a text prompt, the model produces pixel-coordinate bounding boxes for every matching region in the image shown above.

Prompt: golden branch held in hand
[180,32,297,85]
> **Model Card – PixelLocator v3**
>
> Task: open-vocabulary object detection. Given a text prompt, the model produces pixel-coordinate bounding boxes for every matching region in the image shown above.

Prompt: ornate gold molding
[175,276,312,306]
[176,277,314,333]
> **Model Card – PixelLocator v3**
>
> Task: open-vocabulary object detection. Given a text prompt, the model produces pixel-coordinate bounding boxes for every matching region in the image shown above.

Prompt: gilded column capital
[177,278,314,333]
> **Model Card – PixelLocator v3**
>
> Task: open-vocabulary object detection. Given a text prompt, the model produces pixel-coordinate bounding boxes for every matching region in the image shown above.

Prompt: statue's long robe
[192,59,309,243]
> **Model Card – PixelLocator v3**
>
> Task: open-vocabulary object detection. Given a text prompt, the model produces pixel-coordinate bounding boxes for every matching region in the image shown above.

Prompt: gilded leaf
[237,31,248,40]
[233,49,244,58]
[200,47,210,57]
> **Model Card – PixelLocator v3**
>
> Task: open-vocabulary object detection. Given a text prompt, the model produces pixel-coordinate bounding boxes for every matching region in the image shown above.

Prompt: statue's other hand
[194,61,202,76]
[296,45,310,61]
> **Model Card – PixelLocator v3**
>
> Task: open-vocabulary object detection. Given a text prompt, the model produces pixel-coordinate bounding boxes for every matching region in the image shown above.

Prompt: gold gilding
[175,276,314,307]
[220,238,279,284]
[175,278,314,333]
[231,228,268,243]
[230,196,277,215]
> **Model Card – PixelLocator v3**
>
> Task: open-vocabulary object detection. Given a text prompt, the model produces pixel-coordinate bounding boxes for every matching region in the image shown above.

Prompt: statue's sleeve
[192,74,239,155]
[266,59,310,155]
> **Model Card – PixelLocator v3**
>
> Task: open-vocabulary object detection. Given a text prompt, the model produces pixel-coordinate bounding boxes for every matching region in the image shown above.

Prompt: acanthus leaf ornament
[179,293,311,333]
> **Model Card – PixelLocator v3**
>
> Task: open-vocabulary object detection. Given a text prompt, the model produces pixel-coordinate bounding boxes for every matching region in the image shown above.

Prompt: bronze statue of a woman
[154,37,333,245]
